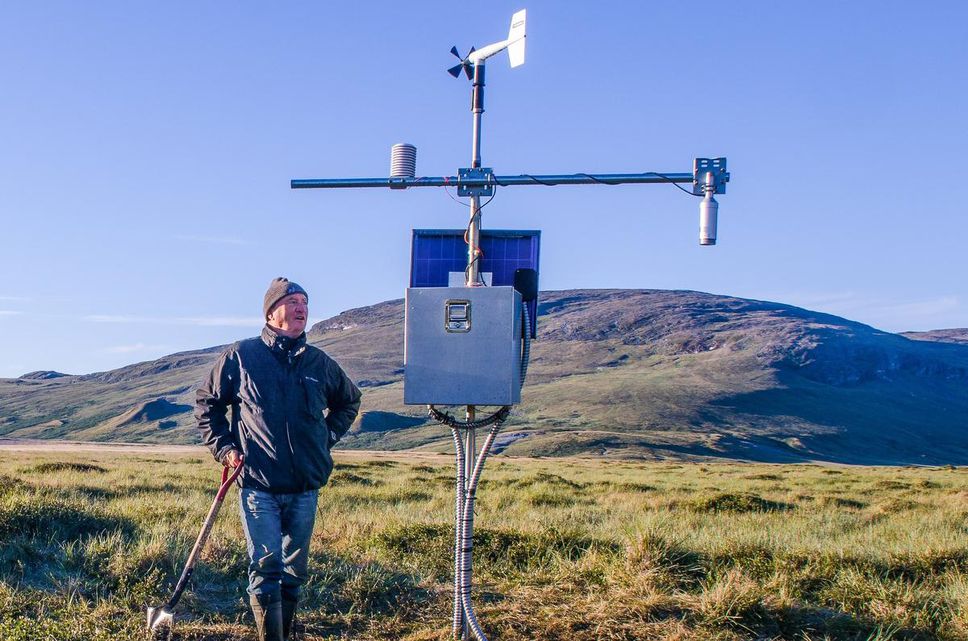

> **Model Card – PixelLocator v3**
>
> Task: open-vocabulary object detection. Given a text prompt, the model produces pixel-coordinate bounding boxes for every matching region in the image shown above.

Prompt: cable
[459,423,502,641]
[464,251,487,287]
[478,191,496,211]
[429,405,510,430]
[496,172,703,197]
[573,173,622,186]
[441,181,495,288]
[451,428,466,639]
[442,181,498,210]
[460,191,495,287]
[443,178,469,207]
[640,172,704,197]
[520,304,531,385]
[514,174,556,186]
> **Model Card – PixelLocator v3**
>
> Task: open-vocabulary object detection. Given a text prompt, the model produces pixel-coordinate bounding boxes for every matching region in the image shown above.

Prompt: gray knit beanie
[263,277,309,320]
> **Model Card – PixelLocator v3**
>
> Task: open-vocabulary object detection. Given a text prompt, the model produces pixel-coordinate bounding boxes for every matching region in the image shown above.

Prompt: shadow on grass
[0,494,135,541]
[167,550,436,641]
[23,461,108,474]
[768,602,938,641]
[373,522,620,580]
[686,491,795,514]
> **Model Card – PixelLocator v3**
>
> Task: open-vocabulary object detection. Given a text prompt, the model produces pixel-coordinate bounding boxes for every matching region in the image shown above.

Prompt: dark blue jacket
[196,326,362,493]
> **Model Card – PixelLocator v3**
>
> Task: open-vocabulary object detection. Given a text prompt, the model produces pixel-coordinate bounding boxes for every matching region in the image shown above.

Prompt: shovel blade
[147,605,174,631]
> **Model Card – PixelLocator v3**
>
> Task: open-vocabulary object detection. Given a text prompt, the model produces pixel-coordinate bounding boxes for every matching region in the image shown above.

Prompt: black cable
[442,179,467,207]
[429,405,510,429]
[640,172,704,197]
[463,254,487,286]
[459,190,495,286]
[496,172,703,197]
[442,180,498,210]
[515,174,557,186]
[478,191,496,211]
[574,173,623,185]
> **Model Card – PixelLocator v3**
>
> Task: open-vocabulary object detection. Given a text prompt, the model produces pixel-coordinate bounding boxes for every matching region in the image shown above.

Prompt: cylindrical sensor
[390,143,417,178]
[699,192,718,246]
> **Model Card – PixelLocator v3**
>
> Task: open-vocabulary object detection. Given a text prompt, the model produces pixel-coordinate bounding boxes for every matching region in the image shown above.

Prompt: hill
[1,289,966,464]
[902,328,968,345]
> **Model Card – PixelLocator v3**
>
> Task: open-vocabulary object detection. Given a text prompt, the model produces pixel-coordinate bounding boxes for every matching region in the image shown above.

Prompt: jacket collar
[261,325,307,361]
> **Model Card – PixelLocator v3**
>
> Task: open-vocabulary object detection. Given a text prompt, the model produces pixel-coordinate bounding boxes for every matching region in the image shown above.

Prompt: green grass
[0,450,966,640]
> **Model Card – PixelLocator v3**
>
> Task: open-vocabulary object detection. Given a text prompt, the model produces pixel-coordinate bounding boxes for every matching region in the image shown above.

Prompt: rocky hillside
[902,329,968,345]
[1,290,966,464]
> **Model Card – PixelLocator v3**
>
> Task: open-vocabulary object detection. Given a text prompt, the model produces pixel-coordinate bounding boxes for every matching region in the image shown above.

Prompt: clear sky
[1,1,966,377]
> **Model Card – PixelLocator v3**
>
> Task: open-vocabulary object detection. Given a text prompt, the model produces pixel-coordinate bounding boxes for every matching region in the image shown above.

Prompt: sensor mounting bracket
[457,167,495,197]
[692,157,729,195]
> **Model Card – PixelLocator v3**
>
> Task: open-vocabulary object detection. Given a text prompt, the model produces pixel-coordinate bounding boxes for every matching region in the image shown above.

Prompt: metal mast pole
[467,61,485,284]
[460,60,487,639]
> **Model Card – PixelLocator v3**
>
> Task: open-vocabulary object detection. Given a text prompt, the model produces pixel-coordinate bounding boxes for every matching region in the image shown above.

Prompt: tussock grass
[0,473,26,494]
[0,494,130,540]
[328,471,378,486]
[686,492,795,514]
[1,453,966,640]
[874,479,912,490]
[526,491,581,508]
[609,481,656,492]
[24,461,108,474]
[817,495,868,509]
[743,472,783,481]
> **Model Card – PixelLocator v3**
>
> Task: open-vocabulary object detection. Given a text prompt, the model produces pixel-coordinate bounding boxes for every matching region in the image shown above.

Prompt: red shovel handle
[161,455,245,613]
[216,456,244,501]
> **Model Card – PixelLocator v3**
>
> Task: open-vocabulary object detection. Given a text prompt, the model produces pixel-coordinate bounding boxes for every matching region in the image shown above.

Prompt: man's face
[267,293,308,337]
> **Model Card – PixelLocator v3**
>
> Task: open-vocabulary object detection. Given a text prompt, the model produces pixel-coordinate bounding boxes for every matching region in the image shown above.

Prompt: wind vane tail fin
[507,9,526,68]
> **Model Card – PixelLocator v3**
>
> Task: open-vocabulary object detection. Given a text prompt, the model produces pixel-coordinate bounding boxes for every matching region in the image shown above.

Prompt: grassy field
[0,448,965,640]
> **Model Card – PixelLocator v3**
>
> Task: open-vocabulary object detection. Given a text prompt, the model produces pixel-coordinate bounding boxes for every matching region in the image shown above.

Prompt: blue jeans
[239,487,319,600]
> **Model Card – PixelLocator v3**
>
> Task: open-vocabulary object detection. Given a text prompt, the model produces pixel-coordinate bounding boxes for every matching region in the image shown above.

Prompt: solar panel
[410,229,540,337]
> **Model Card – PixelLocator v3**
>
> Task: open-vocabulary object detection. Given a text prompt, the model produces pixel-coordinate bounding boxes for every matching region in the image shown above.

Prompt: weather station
[291,9,730,640]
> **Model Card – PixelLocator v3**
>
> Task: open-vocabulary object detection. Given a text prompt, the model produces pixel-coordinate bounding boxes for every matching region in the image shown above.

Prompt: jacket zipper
[283,352,298,487]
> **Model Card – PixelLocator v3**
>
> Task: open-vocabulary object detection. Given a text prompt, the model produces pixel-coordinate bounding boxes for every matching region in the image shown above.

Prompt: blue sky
[1,1,966,377]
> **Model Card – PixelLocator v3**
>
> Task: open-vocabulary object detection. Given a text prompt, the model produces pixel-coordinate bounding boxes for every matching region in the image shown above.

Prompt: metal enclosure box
[404,286,522,406]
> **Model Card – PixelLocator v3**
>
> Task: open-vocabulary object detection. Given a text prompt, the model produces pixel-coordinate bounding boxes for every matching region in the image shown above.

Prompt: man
[196,277,362,641]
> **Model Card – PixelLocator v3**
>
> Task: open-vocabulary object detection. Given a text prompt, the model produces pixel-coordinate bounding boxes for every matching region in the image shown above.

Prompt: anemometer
[292,10,730,640]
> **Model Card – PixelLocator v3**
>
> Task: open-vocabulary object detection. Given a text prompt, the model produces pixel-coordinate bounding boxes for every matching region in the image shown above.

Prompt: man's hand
[223,449,243,469]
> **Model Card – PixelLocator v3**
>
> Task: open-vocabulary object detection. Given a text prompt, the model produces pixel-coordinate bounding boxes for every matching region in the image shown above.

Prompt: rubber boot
[281,595,298,640]
[250,593,284,641]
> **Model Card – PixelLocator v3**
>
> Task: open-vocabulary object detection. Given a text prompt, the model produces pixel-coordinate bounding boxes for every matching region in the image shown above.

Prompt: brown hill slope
[1,290,966,464]
[902,328,968,345]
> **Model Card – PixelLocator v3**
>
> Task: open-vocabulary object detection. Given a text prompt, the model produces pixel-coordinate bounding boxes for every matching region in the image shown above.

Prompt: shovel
[147,457,244,638]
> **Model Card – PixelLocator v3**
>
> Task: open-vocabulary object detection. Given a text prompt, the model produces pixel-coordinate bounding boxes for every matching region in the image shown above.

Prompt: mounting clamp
[692,157,729,195]
[458,167,495,197]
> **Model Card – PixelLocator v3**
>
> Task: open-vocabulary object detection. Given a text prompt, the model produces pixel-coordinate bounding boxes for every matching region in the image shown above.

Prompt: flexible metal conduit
[459,424,502,641]
[520,305,530,386]
[451,428,467,638]
[447,305,531,640]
